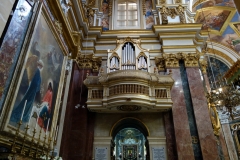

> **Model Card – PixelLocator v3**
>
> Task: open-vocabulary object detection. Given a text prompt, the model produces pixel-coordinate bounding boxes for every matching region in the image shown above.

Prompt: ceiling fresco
[194,1,240,55]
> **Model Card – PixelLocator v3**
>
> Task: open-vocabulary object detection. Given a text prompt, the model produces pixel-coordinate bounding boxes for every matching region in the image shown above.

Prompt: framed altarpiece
[0,0,68,158]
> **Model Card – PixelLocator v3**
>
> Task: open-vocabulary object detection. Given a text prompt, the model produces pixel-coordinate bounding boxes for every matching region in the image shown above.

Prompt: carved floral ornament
[159,5,186,24]
[75,53,102,72]
[156,52,200,69]
[112,37,147,52]
[83,5,95,26]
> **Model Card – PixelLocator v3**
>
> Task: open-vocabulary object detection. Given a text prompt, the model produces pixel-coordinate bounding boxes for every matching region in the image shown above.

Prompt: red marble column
[186,67,219,159]
[170,69,195,159]
[163,111,178,160]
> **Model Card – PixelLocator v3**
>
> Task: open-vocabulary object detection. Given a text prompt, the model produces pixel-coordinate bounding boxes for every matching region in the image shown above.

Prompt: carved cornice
[75,53,102,72]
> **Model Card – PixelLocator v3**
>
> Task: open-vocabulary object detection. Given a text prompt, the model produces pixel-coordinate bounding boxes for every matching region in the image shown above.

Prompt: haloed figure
[38,82,53,132]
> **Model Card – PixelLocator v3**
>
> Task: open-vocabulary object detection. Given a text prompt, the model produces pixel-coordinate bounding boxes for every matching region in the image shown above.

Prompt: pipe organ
[108,40,149,73]
[122,42,136,70]
[110,56,119,72]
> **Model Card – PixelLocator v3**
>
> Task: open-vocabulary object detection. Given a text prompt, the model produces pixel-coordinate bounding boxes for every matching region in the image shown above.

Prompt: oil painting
[210,25,240,54]
[196,9,230,31]
[195,6,235,35]
[0,0,32,113]
[145,0,154,29]
[194,0,235,11]
[9,13,64,136]
[101,0,109,31]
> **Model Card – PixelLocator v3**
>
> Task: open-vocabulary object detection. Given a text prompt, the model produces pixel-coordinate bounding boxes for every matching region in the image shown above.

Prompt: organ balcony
[83,70,174,113]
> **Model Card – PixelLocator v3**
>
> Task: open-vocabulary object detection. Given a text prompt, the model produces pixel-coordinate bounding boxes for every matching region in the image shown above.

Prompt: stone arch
[110,117,150,138]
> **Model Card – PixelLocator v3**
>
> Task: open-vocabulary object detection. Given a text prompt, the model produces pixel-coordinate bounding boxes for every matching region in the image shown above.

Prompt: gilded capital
[183,53,200,67]
[75,53,102,72]
[162,53,180,68]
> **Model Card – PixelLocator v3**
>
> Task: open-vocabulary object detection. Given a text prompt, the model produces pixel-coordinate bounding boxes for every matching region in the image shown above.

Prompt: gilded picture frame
[229,22,240,37]
[195,6,236,35]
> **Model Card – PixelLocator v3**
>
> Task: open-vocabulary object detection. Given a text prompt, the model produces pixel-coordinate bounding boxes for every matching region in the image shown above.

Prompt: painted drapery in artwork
[9,13,64,134]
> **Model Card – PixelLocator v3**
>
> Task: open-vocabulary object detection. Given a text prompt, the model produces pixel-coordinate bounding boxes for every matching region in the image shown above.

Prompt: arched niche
[110,117,151,160]
[110,117,150,138]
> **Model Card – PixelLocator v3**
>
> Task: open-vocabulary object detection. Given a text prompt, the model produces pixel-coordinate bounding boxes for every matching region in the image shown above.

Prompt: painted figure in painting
[10,58,43,123]
[102,0,109,14]
[102,18,109,31]
[226,36,240,51]
[145,0,154,29]
[196,10,230,31]
[37,82,53,132]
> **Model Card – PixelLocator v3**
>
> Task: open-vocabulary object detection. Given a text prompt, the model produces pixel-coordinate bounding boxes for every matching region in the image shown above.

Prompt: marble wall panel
[186,67,219,160]
[170,68,195,160]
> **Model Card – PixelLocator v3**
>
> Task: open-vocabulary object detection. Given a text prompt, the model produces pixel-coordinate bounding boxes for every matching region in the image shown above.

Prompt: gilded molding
[108,0,112,16]
[54,20,63,34]
[155,58,165,71]
[199,59,207,74]
[109,52,120,60]
[159,5,186,24]
[111,37,147,53]
[142,0,146,15]
[137,52,148,60]
[192,0,207,9]
[207,48,234,65]
[83,5,95,26]
[224,59,240,79]
[176,5,186,23]
[88,0,96,7]
[207,95,221,136]
[159,6,169,24]
[75,53,102,72]
[158,0,166,4]
[229,22,240,37]
[195,6,236,36]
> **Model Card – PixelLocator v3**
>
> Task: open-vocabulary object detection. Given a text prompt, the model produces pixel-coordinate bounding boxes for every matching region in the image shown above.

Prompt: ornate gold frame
[229,22,240,37]
[0,3,68,144]
[195,6,236,35]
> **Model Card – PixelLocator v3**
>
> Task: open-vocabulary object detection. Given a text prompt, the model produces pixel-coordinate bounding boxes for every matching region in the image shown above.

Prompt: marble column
[163,111,178,160]
[170,68,195,159]
[186,67,219,159]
